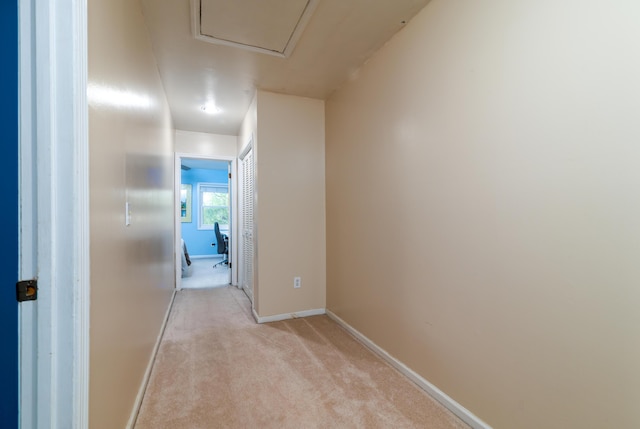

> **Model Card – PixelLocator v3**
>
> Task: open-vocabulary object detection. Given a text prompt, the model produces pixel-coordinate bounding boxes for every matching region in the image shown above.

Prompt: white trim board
[252,308,326,324]
[19,0,90,426]
[175,152,238,291]
[189,0,319,58]
[241,285,253,305]
[127,290,177,429]
[188,255,223,260]
[325,310,492,429]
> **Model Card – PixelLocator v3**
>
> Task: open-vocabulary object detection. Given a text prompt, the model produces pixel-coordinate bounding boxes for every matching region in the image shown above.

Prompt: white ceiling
[139,0,431,136]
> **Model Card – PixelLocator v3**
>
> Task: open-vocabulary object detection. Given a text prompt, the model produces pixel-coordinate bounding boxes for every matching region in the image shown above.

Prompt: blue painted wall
[181,168,229,256]
[0,0,19,426]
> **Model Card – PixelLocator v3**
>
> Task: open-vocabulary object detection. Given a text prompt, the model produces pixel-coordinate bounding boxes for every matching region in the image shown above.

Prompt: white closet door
[241,148,254,303]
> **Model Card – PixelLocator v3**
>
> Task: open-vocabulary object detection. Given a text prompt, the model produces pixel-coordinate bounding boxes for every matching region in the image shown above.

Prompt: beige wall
[326,1,640,428]
[246,91,326,317]
[175,129,237,157]
[88,0,175,427]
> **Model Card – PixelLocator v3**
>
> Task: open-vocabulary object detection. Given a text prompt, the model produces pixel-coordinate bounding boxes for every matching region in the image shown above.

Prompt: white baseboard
[241,285,253,304]
[126,290,177,429]
[325,310,491,429]
[252,307,326,324]
[189,254,220,259]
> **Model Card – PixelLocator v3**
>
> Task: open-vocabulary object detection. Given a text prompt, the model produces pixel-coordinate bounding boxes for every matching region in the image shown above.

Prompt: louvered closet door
[241,149,254,302]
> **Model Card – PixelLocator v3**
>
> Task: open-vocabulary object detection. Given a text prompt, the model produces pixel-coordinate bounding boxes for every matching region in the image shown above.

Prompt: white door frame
[174,153,238,290]
[19,0,90,427]
[237,139,256,306]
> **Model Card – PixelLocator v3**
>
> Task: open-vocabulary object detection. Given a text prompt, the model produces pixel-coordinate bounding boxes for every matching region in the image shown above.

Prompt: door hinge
[17,279,38,302]
[229,262,232,269]
[228,173,232,179]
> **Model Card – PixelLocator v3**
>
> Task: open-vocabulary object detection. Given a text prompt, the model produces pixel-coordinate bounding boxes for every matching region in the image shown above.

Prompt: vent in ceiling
[191,0,318,58]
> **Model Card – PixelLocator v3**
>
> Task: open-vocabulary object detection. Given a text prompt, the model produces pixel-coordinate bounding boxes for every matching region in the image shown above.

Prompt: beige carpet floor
[134,287,469,429]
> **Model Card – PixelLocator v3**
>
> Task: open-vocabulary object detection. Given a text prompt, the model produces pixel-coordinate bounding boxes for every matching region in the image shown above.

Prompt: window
[197,183,229,230]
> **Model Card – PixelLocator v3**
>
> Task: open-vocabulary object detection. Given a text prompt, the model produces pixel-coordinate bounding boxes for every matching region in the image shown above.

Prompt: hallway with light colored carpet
[134,287,469,429]
[181,257,230,289]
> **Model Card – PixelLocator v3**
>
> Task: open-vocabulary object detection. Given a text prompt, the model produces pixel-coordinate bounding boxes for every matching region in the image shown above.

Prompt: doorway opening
[175,154,236,290]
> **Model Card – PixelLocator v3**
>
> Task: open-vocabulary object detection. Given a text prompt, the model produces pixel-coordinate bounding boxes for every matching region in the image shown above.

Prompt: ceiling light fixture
[200,103,222,114]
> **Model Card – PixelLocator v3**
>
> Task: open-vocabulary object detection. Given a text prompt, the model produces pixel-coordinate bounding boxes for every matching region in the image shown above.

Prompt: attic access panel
[192,0,318,58]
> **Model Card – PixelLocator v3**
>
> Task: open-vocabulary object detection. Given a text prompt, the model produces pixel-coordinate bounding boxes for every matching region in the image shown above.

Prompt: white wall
[238,95,257,157]
[325,1,640,428]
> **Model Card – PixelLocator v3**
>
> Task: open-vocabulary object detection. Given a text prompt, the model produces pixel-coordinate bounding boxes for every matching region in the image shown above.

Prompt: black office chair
[213,222,229,268]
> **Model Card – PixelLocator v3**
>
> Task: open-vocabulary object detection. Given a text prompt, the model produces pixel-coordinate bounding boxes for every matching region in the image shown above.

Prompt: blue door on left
[0,0,20,427]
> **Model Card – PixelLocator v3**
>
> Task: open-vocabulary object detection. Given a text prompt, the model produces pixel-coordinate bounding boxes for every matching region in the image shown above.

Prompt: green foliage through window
[203,206,229,225]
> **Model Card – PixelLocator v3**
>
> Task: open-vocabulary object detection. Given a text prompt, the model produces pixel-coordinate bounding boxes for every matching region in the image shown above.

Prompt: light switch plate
[125,202,131,226]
